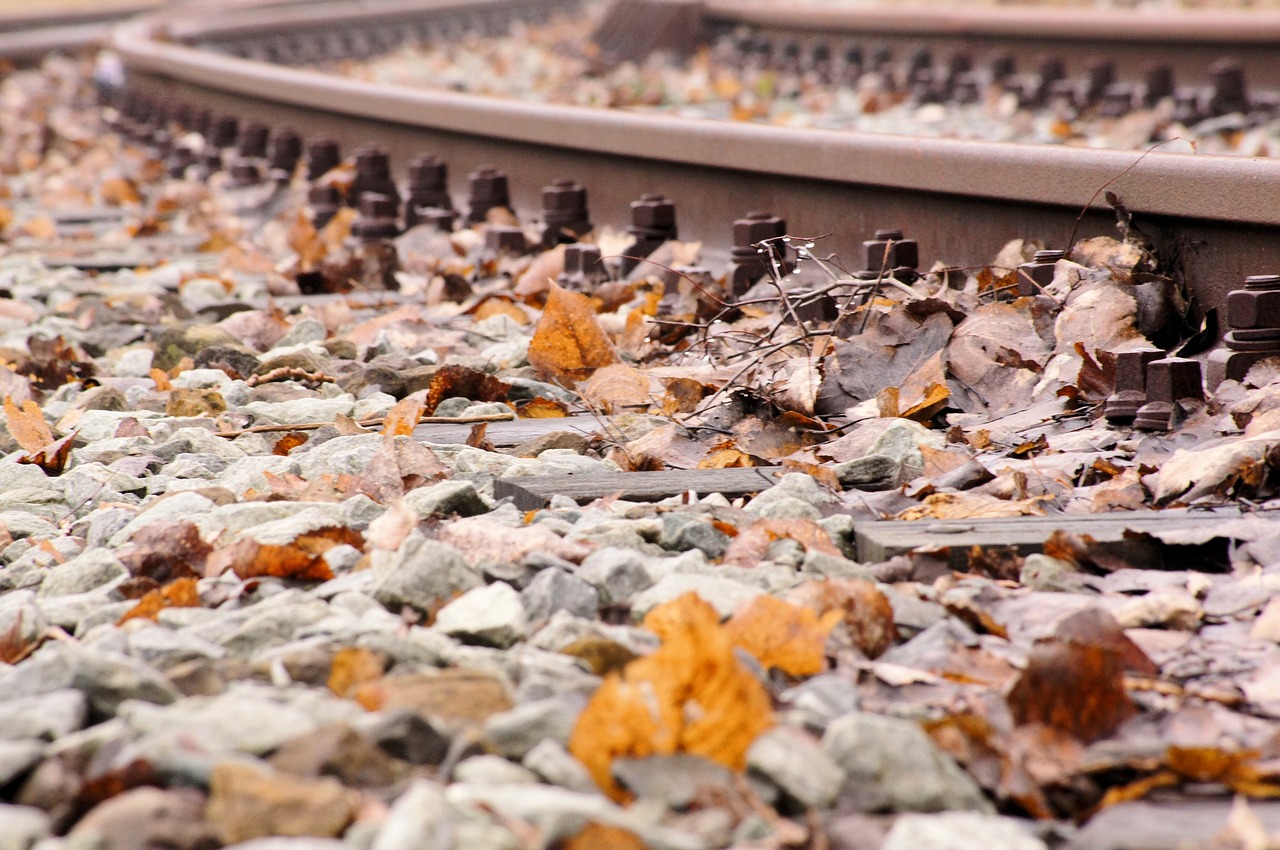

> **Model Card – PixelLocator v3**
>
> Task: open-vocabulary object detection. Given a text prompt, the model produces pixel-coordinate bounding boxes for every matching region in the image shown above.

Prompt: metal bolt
[541,178,592,247]
[309,185,341,229]
[1142,62,1174,107]
[307,137,341,182]
[1208,274,1280,389]
[1018,248,1065,297]
[1133,357,1204,431]
[620,193,678,276]
[484,225,526,257]
[267,128,303,175]
[859,228,919,278]
[1208,59,1248,115]
[1104,349,1163,424]
[227,158,262,188]
[559,243,606,290]
[353,193,401,243]
[236,121,269,159]
[350,146,400,207]
[727,211,788,297]
[405,154,452,226]
[467,166,511,225]
[207,115,238,150]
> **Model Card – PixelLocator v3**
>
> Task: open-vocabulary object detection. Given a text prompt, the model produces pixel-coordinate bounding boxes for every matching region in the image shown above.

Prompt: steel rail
[113,0,1280,311]
[0,3,159,64]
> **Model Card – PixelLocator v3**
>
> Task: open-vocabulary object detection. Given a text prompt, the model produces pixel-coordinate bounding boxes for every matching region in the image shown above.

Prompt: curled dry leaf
[562,824,646,850]
[206,526,364,582]
[786,578,898,659]
[425,364,512,414]
[4,396,53,452]
[119,521,211,584]
[896,492,1049,521]
[723,594,842,677]
[1006,608,1154,744]
[568,592,774,801]
[17,432,75,476]
[117,577,201,625]
[527,282,620,386]
[327,647,386,698]
[380,397,426,437]
[515,397,569,418]
[579,363,652,414]
[721,518,843,568]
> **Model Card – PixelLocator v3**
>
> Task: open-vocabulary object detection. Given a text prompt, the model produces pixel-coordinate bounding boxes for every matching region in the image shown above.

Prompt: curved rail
[112,0,1280,311]
[0,3,159,64]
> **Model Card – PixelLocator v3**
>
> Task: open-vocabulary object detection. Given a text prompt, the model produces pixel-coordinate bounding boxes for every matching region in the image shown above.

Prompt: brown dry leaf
[425,365,512,414]
[579,364,652,414]
[119,521,210,584]
[437,518,591,568]
[527,283,620,387]
[568,592,774,801]
[22,215,56,240]
[272,432,309,456]
[661,377,708,416]
[516,397,570,418]
[327,647,386,698]
[698,443,756,469]
[513,243,566,298]
[150,368,173,392]
[17,432,75,475]
[100,176,142,206]
[786,578,898,659]
[354,438,447,504]
[366,498,418,552]
[4,396,53,452]
[901,382,950,423]
[722,518,843,568]
[562,823,646,850]
[559,636,640,676]
[206,526,363,582]
[896,492,1049,521]
[817,311,953,415]
[724,594,842,677]
[381,397,426,437]
[472,297,530,326]
[352,669,513,720]
[1007,608,1152,744]
[117,577,201,625]
[620,423,709,471]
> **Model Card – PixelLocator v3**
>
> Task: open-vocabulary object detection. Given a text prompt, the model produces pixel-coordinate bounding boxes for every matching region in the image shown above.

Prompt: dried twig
[216,411,514,438]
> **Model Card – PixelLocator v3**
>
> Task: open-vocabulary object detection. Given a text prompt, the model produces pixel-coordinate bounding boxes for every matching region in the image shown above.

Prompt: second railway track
[107,0,1280,318]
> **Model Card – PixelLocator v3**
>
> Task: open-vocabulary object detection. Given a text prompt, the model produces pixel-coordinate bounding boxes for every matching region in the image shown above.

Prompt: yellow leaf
[3,396,53,452]
[724,595,841,677]
[380,397,425,437]
[902,382,949,423]
[568,593,774,801]
[527,283,620,387]
[327,647,385,698]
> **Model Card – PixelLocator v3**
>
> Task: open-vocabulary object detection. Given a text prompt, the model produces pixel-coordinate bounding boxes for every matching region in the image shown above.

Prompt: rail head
[112,3,1280,229]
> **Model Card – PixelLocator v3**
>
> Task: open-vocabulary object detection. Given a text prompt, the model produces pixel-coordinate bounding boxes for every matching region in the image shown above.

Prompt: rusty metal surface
[113,0,1280,314]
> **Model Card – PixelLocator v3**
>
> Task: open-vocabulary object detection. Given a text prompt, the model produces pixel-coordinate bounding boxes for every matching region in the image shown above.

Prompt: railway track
[0,3,161,66]
[109,0,1280,318]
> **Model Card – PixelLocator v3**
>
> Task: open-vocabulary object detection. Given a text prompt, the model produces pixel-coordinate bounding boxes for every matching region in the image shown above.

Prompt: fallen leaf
[4,396,53,452]
[17,431,75,475]
[568,593,774,801]
[661,377,708,416]
[559,636,640,676]
[724,594,842,677]
[896,492,1049,521]
[516,397,569,418]
[1007,608,1152,743]
[205,526,363,582]
[119,521,211,584]
[381,397,426,437]
[352,668,513,721]
[327,647,386,698]
[722,518,843,567]
[562,823,646,850]
[527,283,620,386]
[579,364,652,414]
[425,365,512,414]
[786,578,898,659]
[354,438,447,504]
[117,577,201,625]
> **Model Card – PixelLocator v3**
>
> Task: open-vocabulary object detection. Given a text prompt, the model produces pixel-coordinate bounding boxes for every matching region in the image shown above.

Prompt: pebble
[434,582,529,648]
[520,567,600,622]
[880,811,1048,850]
[822,711,992,813]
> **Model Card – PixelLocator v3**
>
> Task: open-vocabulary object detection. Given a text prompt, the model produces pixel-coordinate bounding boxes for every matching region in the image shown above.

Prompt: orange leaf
[722,518,843,568]
[698,446,755,469]
[516,397,569,418]
[150,368,173,392]
[327,647,385,697]
[568,593,774,801]
[562,824,646,850]
[117,577,201,625]
[724,595,841,677]
[381,397,425,437]
[17,432,75,475]
[100,176,142,206]
[424,365,511,414]
[579,364,651,414]
[4,396,53,452]
[527,283,620,387]
[902,382,949,423]
[472,297,529,326]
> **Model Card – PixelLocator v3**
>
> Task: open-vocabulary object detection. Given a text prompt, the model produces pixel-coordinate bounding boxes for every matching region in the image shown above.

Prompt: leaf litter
[6,49,1280,850]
